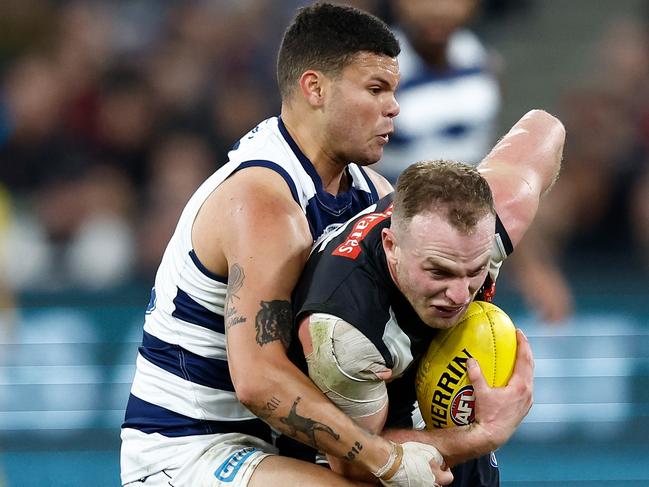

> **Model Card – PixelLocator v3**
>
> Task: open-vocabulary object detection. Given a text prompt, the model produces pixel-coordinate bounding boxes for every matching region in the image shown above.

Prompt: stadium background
[1,0,648,486]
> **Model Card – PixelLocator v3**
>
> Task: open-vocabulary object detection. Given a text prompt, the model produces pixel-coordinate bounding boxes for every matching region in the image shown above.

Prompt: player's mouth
[377,133,390,144]
[432,304,466,319]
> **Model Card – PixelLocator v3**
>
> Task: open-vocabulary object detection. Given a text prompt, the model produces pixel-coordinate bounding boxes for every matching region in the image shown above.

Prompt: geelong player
[293,111,565,486]
[121,4,446,487]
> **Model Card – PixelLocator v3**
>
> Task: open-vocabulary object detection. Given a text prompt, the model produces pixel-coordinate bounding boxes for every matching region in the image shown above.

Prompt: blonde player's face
[385,211,494,329]
[322,52,400,166]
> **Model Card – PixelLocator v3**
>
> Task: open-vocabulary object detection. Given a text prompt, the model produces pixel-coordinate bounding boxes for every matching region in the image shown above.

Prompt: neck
[281,107,350,195]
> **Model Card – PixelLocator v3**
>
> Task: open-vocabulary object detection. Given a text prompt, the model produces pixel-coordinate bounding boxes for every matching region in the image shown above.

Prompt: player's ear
[382,228,399,264]
[299,70,326,107]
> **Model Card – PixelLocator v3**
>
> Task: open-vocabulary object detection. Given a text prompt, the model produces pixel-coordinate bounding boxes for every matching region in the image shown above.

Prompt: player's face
[384,212,494,329]
[323,52,400,165]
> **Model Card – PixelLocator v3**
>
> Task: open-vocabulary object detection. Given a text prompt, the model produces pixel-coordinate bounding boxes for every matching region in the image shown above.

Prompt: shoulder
[202,166,312,257]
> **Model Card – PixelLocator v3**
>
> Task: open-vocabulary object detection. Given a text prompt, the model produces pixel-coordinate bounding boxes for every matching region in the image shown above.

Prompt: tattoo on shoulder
[279,397,340,448]
[255,300,292,347]
[225,264,247,331]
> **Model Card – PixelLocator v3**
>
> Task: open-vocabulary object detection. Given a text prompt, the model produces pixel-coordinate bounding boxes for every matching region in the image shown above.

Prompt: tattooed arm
[192,167,394,476]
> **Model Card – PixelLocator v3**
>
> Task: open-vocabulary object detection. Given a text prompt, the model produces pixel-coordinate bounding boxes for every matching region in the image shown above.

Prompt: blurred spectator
[374,0,501,180]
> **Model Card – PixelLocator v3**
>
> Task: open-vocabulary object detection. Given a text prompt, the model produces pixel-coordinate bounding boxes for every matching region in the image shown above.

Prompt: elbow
[524,109,566,190]
[524,109,561,127]
[529,109,566,141]
[235,382,262,409]
[230,365,267,408]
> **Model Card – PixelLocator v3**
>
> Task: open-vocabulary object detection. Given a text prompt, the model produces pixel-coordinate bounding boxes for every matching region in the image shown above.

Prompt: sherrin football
[415,301,517,429]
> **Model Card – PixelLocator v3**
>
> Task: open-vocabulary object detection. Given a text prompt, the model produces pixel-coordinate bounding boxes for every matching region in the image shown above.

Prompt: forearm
[382,423,494,467]
[239,357,392,475]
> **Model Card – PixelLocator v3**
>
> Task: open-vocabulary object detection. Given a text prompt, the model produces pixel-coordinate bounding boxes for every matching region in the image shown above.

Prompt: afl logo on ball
[451,385,475,426]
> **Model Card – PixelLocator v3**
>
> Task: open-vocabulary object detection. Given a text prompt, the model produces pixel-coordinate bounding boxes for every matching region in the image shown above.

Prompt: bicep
[212,172,312,382]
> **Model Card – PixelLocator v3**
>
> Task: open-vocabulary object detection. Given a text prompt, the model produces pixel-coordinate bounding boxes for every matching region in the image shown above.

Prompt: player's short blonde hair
[392,160,495,235]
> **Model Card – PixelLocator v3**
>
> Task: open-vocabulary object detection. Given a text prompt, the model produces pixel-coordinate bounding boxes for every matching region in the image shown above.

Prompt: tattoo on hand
[279,397,340,448]
[225,264,247,330]
[255,300,292,347]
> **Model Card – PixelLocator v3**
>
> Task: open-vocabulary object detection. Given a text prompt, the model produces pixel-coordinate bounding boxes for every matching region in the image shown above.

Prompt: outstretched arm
[478,109,565,247]
[479,109,571,322]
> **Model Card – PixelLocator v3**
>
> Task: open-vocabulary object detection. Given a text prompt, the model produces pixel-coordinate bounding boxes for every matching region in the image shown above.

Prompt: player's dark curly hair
[392,160,495,234]
[277,2,400,100]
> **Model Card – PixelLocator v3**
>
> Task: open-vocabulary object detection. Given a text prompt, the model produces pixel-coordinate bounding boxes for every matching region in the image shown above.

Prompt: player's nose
[384,93,400,118]
[445,278,471,305]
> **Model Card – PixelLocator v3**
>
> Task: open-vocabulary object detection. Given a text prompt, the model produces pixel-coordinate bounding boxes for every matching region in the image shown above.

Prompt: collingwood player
[293,110,565,486]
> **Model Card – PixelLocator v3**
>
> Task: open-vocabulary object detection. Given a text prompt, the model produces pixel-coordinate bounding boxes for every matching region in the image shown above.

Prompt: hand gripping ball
[415,301,517,429]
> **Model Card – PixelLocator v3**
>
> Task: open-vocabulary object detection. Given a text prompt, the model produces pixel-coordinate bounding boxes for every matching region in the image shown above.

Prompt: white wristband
[372,441,403,480]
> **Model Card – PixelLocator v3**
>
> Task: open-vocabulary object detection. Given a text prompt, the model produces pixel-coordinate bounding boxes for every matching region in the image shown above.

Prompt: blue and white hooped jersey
[375,29,501,182]
[120,117,379,484]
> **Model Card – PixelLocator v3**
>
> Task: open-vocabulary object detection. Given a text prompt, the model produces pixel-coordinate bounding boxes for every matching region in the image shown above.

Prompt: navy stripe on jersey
[390,123,476,146]
[172,288,224,333]
[231,160,300,205]
[189,250,227,282]
[139,331,235,391]
[123,394,271,440]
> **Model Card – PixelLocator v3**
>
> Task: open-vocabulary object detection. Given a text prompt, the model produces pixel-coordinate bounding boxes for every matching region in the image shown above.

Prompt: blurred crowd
[1,0,648,298]
[0,0,301,292]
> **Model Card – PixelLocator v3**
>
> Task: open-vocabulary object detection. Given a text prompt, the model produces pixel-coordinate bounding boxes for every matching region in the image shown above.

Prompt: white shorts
[122,432,277,487]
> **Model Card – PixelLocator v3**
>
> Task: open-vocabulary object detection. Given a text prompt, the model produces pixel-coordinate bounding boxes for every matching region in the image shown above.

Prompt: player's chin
[356,149,383,166]
[362,141,386,164]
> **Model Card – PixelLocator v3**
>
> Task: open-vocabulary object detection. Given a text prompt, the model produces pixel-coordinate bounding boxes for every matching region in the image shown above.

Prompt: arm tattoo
[279,397,340,448]
[228,264,245,301]
[225,264,247,330]
[256,395,281,421]
[345,441,364,461]
[255,300,292,347]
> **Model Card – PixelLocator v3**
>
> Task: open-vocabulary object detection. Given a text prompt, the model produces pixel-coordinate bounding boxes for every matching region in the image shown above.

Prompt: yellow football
[415,301,517,429]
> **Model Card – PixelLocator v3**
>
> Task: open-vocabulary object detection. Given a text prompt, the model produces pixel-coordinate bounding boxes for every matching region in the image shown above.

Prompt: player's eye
[427,268,451,278]
[468,266,487,278]
[368,86,382,95]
